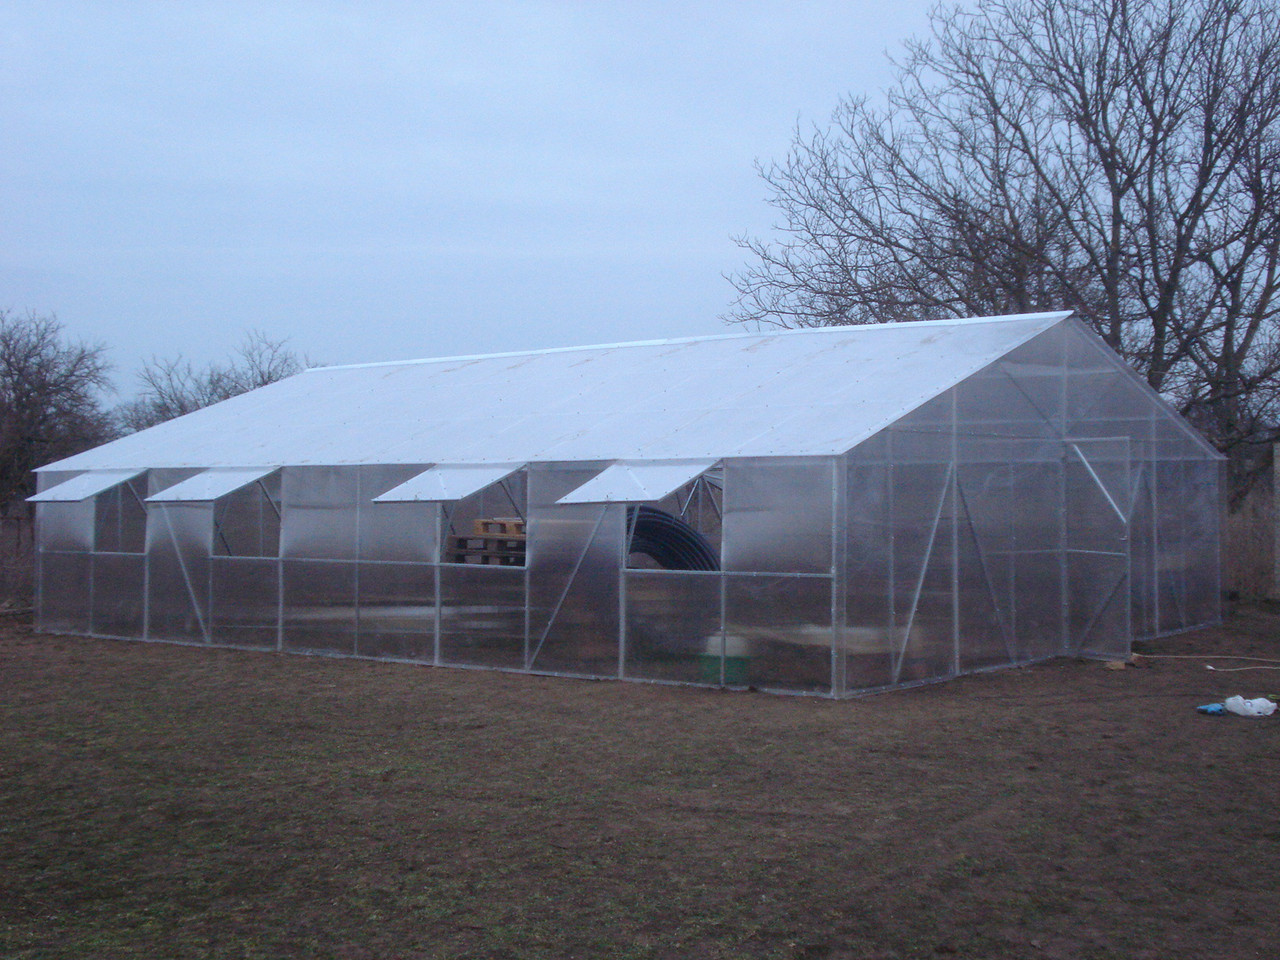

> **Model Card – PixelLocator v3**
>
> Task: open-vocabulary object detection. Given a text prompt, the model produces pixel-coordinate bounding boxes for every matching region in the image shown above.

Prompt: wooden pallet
[447,518,527,565]
[473,517,525,536]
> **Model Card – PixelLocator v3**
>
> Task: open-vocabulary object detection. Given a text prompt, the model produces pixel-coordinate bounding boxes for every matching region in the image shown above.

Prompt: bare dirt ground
[1,606,1278,960]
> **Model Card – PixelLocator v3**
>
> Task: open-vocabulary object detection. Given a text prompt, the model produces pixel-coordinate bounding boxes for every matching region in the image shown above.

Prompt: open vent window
[441,470,528,567]
[145,468,282,559]
[374,463,529,567]
[555,460,722,571]
[624,470,722,572]
[212,474,282,558]
[94,475,149,554]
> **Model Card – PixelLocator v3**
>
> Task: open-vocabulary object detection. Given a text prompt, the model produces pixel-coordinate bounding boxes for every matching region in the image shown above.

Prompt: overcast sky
[2,1,934,392]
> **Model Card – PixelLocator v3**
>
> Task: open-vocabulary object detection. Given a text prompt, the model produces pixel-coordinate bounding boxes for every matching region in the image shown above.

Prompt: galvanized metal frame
[30,317,1224,697]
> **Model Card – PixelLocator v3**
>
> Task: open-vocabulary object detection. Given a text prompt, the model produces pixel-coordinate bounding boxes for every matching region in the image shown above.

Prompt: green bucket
[698,653,750,685]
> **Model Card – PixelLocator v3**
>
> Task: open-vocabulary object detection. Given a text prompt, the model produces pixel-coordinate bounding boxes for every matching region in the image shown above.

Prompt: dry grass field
[2,606,1278,959]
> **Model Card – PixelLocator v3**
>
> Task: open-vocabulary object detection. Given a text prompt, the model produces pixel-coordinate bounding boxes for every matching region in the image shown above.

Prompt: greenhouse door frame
[881,434,1133,687]
[1062,436,1132,658]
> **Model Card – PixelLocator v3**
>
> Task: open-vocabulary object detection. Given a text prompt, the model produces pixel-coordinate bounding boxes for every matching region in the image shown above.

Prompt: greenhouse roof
[40,311,1181,473]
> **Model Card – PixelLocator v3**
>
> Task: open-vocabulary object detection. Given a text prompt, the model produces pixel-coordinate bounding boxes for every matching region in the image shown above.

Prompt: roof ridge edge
[305,311,1072,373]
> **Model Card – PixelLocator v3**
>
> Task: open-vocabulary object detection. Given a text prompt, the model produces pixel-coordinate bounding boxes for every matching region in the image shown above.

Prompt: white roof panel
[558,460,718,504]
[373,463,521,502]
[40,313,1091,472]
[146,467,277,502]
[27,469,142,502]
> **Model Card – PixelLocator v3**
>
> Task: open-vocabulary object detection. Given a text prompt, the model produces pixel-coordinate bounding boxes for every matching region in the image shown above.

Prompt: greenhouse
[30,311,1221,696]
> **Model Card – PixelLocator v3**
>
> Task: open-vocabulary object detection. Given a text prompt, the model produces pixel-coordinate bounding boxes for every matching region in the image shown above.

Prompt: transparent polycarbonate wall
[836,321,1220,694]
[35,469,149,638]
[34,322,1221,696]
[624,458,835,693]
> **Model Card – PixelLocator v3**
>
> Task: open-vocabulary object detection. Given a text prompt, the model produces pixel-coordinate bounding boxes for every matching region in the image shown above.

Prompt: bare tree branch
[0,310,113,505]
[118,330,306,432]
[727,0,1280,498]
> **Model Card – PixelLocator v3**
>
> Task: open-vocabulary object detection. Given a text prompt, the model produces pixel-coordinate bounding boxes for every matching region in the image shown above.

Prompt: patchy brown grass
[1,606,1278,959]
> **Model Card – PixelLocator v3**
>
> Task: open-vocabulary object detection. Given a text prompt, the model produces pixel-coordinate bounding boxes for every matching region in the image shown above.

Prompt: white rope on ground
[1139,654,1280,665]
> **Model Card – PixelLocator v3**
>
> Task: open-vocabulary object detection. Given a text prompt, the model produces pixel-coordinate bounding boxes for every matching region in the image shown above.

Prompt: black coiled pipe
[625,505,720,571]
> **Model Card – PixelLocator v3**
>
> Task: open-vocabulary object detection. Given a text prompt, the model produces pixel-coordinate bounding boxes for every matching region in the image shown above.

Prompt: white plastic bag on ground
[1223,695,1277,717]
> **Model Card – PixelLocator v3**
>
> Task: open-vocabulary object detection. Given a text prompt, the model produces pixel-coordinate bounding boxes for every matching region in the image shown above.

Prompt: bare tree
[118,330,306,432]
[0,309,114,505]
[728,0,1280,495]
